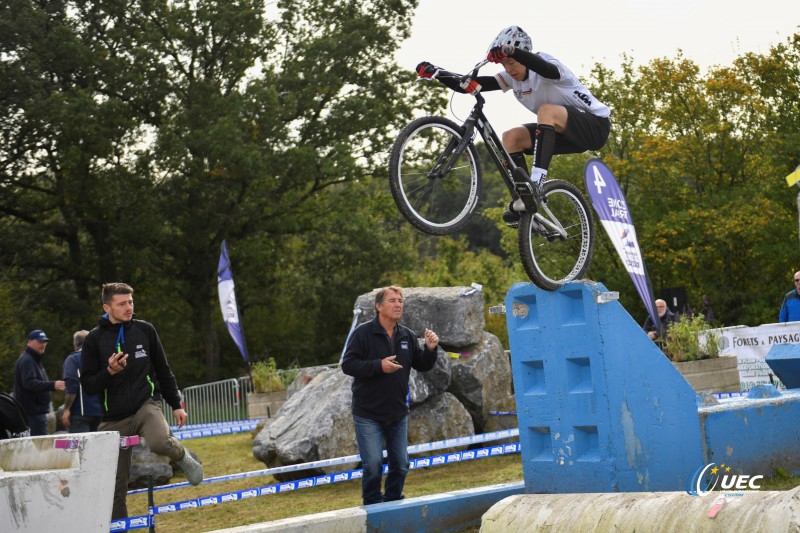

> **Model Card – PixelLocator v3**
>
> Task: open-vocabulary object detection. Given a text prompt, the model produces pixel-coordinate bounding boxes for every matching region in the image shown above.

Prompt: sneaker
[178,450,204,486]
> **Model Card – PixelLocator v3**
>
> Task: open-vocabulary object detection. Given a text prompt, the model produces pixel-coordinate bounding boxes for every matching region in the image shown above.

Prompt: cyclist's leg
[531,105,611,182]
[501,126,533,172]
[502,126,535,227]
[529,104,569,184]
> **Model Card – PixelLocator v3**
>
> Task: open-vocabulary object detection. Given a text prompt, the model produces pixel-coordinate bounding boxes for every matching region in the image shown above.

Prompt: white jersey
[495,52,611,118]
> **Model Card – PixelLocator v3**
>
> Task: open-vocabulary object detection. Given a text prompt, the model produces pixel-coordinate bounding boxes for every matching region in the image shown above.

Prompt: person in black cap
[13,329,65,435]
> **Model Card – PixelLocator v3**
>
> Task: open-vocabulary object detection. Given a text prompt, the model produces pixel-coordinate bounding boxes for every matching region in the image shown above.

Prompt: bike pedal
[513,181,533,195]
[512,190,537,214]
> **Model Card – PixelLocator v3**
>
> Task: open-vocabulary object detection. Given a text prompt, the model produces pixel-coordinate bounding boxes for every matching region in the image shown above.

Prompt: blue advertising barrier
[112,439,521,531]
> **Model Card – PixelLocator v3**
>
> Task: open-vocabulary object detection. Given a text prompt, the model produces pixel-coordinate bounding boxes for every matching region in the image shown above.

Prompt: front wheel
[388,116,483,235]
[518,180,594,291]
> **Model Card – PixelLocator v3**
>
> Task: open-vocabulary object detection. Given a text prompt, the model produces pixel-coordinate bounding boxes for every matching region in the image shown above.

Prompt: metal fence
[162,377,255,425]
[162,367,337,426]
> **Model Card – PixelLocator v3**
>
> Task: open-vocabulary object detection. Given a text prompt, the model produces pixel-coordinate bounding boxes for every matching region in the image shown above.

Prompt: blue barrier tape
[171,420,262,441]
[110,514,154,531]
[488,411,517,416]
[169,419,263,432]
[116,441,521,530]
[128,428,520,495]
[174,419,256,429]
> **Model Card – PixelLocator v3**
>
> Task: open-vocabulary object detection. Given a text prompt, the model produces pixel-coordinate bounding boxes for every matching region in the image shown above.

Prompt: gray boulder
[408,392,475,454]
[252,369,357,480]
[409,345,452,406]
[251,285,518,481]
[129,441,172,488]
[354,286,485,348]
[447,332,516,434]
[287,364,335,397]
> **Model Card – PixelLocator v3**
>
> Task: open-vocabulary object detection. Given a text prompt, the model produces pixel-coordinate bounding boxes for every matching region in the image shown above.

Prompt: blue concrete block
[364,482,524,533]
[700,390,800,475]
[766,344,800,389]
[746,384,782,399]
[505,281,704,493]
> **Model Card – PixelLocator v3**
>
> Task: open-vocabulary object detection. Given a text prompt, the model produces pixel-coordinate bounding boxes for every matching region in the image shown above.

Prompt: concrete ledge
[0,432,119,533]
[366,481,525,533]
[214,507,367,533]
[700,389,800,474]
[209,481,524,533]
[482,487,800,532]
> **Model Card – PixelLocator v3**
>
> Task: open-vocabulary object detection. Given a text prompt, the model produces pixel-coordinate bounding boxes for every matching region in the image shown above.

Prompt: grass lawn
[126,432,523,532]
[127,431,800,532]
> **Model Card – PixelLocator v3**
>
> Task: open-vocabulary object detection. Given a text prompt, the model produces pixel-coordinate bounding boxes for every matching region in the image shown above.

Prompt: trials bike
[388,59,595,291]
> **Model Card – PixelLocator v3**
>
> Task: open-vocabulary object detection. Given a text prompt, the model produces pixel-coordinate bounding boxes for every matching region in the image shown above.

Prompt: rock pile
[252,286,517,480]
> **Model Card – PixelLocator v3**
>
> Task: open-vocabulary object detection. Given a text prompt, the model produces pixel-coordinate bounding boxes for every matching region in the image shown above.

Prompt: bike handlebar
[420,59,488,96]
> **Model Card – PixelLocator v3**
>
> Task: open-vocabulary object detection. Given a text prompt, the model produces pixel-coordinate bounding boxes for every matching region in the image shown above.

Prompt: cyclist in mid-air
[417,26,611,228]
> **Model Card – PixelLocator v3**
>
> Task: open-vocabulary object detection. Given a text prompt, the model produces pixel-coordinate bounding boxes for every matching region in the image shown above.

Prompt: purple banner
[218,241,250,363]
[584,158,659,332]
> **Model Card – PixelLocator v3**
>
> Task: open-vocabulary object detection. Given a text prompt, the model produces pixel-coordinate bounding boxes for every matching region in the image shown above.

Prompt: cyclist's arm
[436,71,501,93]
[509,49,560,80]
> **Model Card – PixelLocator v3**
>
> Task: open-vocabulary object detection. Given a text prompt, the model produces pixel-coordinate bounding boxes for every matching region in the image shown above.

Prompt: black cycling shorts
[523,107,611,155]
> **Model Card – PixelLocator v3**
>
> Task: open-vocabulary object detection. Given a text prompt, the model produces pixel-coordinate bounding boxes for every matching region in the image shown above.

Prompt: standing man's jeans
[99,399,187,519]
[353,414,410,505]
[28,413,48,436]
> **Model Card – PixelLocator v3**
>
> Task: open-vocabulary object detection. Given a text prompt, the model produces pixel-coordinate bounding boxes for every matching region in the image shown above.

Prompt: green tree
[0,0,433,384]
[587,34,800,326]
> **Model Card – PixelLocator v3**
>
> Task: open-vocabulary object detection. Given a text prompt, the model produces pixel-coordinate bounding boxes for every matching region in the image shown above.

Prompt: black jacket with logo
[341,316,438,422]
[80,314,181,421]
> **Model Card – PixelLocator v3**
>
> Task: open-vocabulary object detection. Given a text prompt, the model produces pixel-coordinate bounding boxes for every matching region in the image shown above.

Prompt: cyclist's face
[500,58,526,81]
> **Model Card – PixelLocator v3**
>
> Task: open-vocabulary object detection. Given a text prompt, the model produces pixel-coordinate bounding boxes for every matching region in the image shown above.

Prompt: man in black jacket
[341,286,439,505]
[81,282,203,519]
[13,329,65,435]
[643,299,677,342]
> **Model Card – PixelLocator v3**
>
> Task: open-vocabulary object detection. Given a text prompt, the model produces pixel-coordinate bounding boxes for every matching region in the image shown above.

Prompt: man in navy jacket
[341,286,439,505]
[13,330,65,435]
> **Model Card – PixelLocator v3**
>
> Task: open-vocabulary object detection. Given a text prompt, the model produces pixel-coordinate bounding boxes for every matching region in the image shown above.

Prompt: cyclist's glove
[487,45,514,63]
[416,61,441,79]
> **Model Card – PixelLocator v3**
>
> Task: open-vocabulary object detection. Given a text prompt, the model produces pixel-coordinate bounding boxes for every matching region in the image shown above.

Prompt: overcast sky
[395,0,799,133]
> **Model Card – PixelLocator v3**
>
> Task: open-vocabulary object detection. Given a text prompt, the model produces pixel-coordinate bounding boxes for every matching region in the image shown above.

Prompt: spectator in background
[341,285,439,505]
[643,299,676,342]
[13,330,65,436]
[780,271,800,322]
[62,330,101,432]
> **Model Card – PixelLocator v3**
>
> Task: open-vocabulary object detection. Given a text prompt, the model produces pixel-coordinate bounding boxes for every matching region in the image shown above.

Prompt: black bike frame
[434,77,530,205]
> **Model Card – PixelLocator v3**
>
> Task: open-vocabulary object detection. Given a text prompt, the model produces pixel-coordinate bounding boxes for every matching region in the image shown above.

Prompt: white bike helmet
[489,26,532,52]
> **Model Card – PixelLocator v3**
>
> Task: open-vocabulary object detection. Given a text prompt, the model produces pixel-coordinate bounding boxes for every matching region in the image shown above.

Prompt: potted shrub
[251,358,286,393]
[247,358,291,419]
[663,315,740,393]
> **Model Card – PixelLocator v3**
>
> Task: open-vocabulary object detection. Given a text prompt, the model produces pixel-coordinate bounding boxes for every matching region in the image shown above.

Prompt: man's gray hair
[374,285,404,309]
[73,330,90,349]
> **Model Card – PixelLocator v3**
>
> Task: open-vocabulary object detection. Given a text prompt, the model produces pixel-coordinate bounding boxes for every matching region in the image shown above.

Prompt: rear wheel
[388,116,482,235]
[518,179,594,290]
